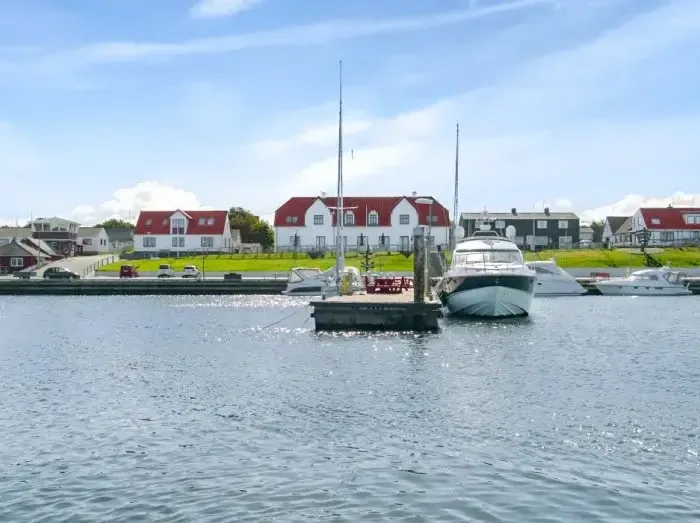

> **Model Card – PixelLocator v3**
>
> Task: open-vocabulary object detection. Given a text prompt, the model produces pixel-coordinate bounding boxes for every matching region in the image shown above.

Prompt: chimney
[411,191,417,197]
[544,207,550,216]
[511,207,517,216]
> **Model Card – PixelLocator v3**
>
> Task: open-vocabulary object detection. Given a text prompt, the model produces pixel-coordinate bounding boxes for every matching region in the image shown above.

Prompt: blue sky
[1,0,699,225]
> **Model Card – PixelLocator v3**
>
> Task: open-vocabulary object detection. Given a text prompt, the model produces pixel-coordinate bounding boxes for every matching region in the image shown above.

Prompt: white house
[27,217,80,256]
[133,209,236,253]
[78,227,111,254]
[273,195,451,252]
[602,216,629,245]
[627,207,700,246]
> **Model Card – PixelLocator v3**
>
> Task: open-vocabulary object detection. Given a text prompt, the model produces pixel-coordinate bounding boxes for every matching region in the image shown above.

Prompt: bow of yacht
[435,230,536,318]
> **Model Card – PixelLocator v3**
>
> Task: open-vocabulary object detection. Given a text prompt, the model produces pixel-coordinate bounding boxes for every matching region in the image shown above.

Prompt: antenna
[453,122,459,250]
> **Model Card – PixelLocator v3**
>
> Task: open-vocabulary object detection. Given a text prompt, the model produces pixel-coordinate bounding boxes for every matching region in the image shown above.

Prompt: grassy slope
[98,248,700,272]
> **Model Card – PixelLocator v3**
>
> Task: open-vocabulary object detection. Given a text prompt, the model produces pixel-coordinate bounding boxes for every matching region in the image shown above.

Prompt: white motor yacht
[434,230,536,317]
[594,266,692,296]
[527,259,586,296]
[282,266,364,296]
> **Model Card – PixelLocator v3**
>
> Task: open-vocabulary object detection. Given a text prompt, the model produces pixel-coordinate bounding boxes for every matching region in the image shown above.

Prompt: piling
[413,226,426,303]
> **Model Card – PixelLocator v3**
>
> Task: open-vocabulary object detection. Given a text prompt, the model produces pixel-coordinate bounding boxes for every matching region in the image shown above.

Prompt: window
[380,235,390,246]
[428,215,438,224]
[660,231,675,242]
[368,211,379,226]
[357,235,366,246]
[201,236,214,248]
[10,257,24,267]
[142,236,156,248]
[289,235,300,246]
[145,219,152,226]
[171,218,185,235]
[172,237,178,247]
[198,217,206,225]
[537,220,547,229]
[83,238,93,245]
[427,236,435,246]
[400,236,410,250]
[684,214,700,224]
[495,220,505,229]
[316,236,326,248]
[651,218,660,225]
[344,211,355,226]
[179,237,185,247]
[558,220,568,229]
[452,250,524,265]
[162,219,168,226]
[313,214,324,225]
[286,216,298,224]
[399,214,410,225]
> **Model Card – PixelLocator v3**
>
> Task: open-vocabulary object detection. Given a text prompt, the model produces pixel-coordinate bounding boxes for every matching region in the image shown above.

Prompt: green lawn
[97,248,700,273]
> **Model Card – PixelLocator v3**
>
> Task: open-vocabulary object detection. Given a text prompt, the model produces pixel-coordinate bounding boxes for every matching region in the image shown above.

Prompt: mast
[452,122,460,249]
[335,60,345,283]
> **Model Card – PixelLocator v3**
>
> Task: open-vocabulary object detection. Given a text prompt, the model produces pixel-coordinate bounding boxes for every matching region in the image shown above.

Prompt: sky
[1,0,699,226]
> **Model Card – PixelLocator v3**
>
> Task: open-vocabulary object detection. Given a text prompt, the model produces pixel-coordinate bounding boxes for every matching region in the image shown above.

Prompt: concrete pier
[310,292,442,332]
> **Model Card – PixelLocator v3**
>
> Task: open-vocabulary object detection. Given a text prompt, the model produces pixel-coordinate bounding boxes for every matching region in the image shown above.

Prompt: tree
[229,207,274,249]
[96,218,135,230]
[589,220,604,243]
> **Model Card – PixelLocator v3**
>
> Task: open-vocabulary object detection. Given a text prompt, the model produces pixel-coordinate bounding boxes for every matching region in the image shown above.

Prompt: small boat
[282,266,364,296]
[434,230,537,317]
[594,266,692,296]
[527,259,586,296]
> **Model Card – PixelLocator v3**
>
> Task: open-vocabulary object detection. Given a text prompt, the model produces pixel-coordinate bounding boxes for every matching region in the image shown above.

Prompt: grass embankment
[97,248,700,273]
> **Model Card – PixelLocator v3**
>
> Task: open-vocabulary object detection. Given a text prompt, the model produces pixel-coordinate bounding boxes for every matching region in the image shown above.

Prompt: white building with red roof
[273,194,451,252]
[133,209,236,253]
[627,207,700,246]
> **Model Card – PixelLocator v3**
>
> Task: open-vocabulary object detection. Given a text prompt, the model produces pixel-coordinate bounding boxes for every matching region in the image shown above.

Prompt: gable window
[344,211,355,226]
[368,211,379,226]
[10,257,24,267]
[651,218,661,225]
[286,216,298,224]
[171,218,185,235]
[201,236,214,248]
[537,220,547,229]
[399,214,410,225]
[558,220,568,229]
[313,214,324,225]
[143,236,156,248]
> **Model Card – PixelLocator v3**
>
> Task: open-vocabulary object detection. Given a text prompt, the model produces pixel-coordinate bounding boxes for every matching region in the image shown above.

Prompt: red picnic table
[364,276,413,294]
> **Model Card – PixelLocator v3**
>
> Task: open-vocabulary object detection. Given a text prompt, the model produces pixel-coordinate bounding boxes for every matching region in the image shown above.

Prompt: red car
[119,264,139,278]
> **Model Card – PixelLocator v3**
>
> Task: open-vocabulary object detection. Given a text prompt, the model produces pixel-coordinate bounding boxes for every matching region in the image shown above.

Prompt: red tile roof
[640,207,700,230]
[134,210,229,235]
[274,196,450,227]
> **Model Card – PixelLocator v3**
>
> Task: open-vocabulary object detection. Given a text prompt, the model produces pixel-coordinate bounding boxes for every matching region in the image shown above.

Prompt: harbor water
[0,295,699,522]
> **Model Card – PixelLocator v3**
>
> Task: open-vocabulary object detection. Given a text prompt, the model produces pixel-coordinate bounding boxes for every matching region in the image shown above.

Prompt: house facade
[273,195,451,252]
[77,227,110,255]
[133,210,235,254]
[28,217,80,256]
[459,208,580,249]
[0,240,41,273]
[105,228,134,252]
[627,207,700,246]
[602,216,629,245]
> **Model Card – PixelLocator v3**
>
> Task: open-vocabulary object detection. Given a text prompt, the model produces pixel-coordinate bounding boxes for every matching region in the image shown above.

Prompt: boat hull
[594,282,692,296]
[534,278,586,296]
[438,273,535,318]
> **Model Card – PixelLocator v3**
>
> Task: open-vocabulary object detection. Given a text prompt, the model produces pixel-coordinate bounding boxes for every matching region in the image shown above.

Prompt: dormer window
[684,214,700,224]
[368,210,379,226]
[198,217,206,225]
[146,219,152,226]
[286,216,298,224]
[207,217,215,225]
[344,211,355,226]
[161,219,168,226]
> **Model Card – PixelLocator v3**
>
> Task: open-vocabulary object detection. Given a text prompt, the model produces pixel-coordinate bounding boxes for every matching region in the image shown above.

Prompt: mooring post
[413,226,425,303]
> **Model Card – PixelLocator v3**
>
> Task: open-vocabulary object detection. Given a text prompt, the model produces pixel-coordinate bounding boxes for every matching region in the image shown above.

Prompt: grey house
[460,208,580,250]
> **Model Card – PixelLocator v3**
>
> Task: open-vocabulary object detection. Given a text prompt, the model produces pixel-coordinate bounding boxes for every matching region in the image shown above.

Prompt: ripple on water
[0,295,699,521]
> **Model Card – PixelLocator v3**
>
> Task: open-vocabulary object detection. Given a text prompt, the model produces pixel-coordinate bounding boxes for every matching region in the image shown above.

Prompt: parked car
[119,264,139,278]
[157,264,175,278]
[43,267,80,280]
[182,265,201,279]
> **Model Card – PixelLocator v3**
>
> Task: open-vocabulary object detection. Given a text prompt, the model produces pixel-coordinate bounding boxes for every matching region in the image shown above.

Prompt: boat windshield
[629,272,659,281]
[289,268,323,283]
[452,250,523,266]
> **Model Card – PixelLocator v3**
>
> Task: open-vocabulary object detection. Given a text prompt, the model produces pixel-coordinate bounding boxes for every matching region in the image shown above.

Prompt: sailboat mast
[335,60,345,282]
[452,122,459,250]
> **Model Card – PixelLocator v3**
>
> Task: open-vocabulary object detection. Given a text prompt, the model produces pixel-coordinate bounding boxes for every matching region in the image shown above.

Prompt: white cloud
[580,192,700,223]
[190,0,265,19]
[69,181,214,226]
[12,0,559,68]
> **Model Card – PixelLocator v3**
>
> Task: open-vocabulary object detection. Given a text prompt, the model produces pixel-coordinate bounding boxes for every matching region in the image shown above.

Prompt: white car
[157,264,175,278]
[182,265,201,279]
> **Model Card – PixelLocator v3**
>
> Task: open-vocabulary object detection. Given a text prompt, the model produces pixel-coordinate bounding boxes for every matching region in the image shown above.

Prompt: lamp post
[415,197,435,299]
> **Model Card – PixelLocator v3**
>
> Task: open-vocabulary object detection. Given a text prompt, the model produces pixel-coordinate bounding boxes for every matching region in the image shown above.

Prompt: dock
[0,278,287,296]
[310,292,442,332]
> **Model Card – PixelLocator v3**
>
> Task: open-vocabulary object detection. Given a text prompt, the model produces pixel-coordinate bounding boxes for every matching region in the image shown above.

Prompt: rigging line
[260,305,310,330]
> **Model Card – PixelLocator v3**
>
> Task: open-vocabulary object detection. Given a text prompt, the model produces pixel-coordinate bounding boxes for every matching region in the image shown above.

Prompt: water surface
[0,295,699,522]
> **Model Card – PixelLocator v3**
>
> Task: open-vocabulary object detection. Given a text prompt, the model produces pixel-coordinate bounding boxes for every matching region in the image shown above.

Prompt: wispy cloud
[23,0,559,67]
[190,0,265,19]
[581,192,700,222]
